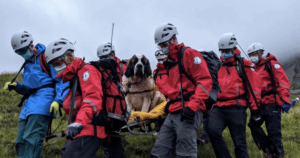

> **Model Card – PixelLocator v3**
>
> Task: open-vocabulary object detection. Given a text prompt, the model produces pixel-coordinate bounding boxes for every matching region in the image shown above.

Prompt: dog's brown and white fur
[122,54,162,112]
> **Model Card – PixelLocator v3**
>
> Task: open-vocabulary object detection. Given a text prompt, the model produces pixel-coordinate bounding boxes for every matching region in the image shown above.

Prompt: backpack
[39,52,51,74]
[69,59,129,132]
[178,47,222,110]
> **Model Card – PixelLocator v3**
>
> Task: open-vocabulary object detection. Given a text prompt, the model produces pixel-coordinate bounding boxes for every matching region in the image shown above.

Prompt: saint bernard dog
[122,54,164,112]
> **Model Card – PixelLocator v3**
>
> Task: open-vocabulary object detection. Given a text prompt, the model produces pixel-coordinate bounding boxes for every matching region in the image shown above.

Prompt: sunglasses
[155,50,165,56]
[219,49,233,54]
[15,46,29,55]
[51,52,74,67]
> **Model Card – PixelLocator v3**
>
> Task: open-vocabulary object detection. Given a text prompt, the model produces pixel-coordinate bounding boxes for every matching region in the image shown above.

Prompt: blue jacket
[14,43,69,119]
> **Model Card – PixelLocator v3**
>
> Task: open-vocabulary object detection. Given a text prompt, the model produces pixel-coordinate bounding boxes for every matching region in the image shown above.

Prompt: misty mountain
[282,56,300,90]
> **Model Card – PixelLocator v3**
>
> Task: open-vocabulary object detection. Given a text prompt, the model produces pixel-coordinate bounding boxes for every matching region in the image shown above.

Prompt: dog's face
[125,54,152,78]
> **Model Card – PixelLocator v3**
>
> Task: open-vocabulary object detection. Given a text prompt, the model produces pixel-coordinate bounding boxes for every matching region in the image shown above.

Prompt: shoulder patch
[193,56,201,65]
[274,64,281,69]
[251,63,255,71]
[83,71,90,81]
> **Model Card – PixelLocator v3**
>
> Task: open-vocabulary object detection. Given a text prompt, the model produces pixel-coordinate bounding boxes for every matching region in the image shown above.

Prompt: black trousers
[208,106,249,158]
[248,103,284,157]
[61,134,124,158]
[199,113,209,141]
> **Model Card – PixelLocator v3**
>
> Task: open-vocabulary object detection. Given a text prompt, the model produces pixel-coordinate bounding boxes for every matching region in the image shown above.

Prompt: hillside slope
[0,74,300,158]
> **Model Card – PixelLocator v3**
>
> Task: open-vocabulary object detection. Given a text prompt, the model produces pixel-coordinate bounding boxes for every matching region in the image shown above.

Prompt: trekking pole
[237,42,250,59]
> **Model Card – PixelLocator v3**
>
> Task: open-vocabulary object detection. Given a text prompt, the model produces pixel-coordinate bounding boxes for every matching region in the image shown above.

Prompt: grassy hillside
[0,74,300,158]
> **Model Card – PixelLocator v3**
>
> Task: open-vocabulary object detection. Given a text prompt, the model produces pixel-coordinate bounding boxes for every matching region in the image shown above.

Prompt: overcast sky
[1,0,300,73]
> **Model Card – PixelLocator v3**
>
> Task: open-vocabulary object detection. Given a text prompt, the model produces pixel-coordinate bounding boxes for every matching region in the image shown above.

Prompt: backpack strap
[120,63,124,76]
[10,61,27,84]
[264,60,281,106]
[178,47,196,86]
[39,51,50,74]
[153,69,160,82]
[235,55,260,109]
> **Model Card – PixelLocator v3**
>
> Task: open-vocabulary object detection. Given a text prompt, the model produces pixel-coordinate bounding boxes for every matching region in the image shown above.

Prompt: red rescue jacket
[115,57,127,77]
[166,43,213,113]
[255,53,290,106]
[153,63,170,99]
[215,49,261,110]
[57,58,126,139]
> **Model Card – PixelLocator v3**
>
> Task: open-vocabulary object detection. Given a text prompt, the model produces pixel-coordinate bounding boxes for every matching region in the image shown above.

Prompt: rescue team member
[151,23,213,158]
[247,43,291,158]
[45,38,125,158]
[97,42,127,77]
[4,31,68,158]
[208,33,262,158]
[153,49,170,99]
[290,97,299,109]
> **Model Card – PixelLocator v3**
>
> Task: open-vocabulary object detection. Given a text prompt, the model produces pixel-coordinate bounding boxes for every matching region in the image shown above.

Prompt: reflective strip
[279,83,290,90]
[178,84,182,99]
[253,91,261,98]
[83,100,97,111]
[265,83,268,92]
[198,83,209,96]
[73,103,78,113]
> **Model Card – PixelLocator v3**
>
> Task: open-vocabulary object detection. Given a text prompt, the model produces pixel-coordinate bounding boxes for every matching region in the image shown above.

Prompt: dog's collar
[125,89,153,95]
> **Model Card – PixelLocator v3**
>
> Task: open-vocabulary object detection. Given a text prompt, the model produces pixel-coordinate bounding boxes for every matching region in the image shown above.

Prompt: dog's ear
[124,56,134,78]
[143,55,152,77]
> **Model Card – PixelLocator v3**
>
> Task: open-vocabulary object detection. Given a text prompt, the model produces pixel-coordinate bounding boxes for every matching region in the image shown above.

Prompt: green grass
[0,74,300,158]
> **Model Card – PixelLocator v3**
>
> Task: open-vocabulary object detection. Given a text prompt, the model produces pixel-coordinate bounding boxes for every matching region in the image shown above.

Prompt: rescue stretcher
[45,101,168,141]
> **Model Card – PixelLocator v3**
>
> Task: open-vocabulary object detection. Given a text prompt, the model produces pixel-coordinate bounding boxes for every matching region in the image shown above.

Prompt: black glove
[66,123,84,139]
[180,107,195,122]
[251,110,264,127]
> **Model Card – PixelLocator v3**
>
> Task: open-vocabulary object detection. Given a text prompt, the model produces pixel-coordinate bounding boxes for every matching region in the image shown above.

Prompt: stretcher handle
[45,131,66,142]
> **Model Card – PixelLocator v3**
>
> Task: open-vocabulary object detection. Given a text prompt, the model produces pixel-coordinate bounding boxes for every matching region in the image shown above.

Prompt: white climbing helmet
[97,42,115,57]
[218,33,237,49]
[198,49,205,52]
[296,97,299,101]
[11,31,34,51]
[45,38,76,63]
[154,23,178,44]
[247,43,264,55]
